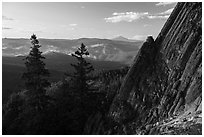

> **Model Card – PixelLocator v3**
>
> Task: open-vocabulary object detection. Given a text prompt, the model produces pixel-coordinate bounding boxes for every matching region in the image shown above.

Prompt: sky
[2,2,177,40]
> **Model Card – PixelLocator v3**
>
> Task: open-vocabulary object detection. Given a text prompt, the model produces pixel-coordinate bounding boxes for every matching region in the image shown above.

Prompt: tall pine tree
[67,43,94,95]
[22,34,50,111]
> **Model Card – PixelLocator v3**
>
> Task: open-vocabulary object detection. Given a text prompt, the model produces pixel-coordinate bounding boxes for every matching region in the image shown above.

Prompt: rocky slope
[84,2,202,134]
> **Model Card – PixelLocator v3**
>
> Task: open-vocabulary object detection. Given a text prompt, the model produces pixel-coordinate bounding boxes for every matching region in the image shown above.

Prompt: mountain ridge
[2,37,143,64]
[112,36,141,42]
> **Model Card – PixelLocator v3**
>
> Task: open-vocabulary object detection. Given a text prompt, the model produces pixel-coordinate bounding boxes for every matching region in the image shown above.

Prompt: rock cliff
[84,2,202,134]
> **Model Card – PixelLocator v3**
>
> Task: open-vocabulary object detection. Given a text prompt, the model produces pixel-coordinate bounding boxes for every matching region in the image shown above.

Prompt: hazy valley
[3,37,143,64]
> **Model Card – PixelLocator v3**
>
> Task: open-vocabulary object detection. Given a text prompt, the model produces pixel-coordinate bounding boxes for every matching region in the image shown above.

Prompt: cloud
[144,24,152,27]
[147,15,170,19]
[14,46,25,50]
[2,15,14,21]
[159,8,174,15]
[2,27,12,30]
[104,12,148,23]
[69,24,77,27]
[105,7,175,23]
[156,2,177,6]
[147,8,174,19]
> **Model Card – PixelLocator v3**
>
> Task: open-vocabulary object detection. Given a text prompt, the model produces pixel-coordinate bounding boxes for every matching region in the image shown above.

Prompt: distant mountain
[2,37,143,64]
[2,52,126,103]
[112,36,130,42]
[112,36,142,43]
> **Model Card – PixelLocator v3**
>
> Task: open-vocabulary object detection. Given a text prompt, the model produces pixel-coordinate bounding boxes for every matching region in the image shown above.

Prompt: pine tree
[67,43,94,95]
[22,34,50,111]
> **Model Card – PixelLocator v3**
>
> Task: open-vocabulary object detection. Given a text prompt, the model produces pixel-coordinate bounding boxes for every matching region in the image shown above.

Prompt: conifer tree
[22,34,50,111]
[67,43,94,95]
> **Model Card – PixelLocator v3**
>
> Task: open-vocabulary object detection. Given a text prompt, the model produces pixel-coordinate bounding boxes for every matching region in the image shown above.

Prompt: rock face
[83,2,202,135]
[108,2,202,132]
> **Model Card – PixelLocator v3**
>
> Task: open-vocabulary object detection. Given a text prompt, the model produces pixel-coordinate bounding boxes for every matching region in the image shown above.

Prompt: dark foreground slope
[2,53,126,103]
[84,2,202,134]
